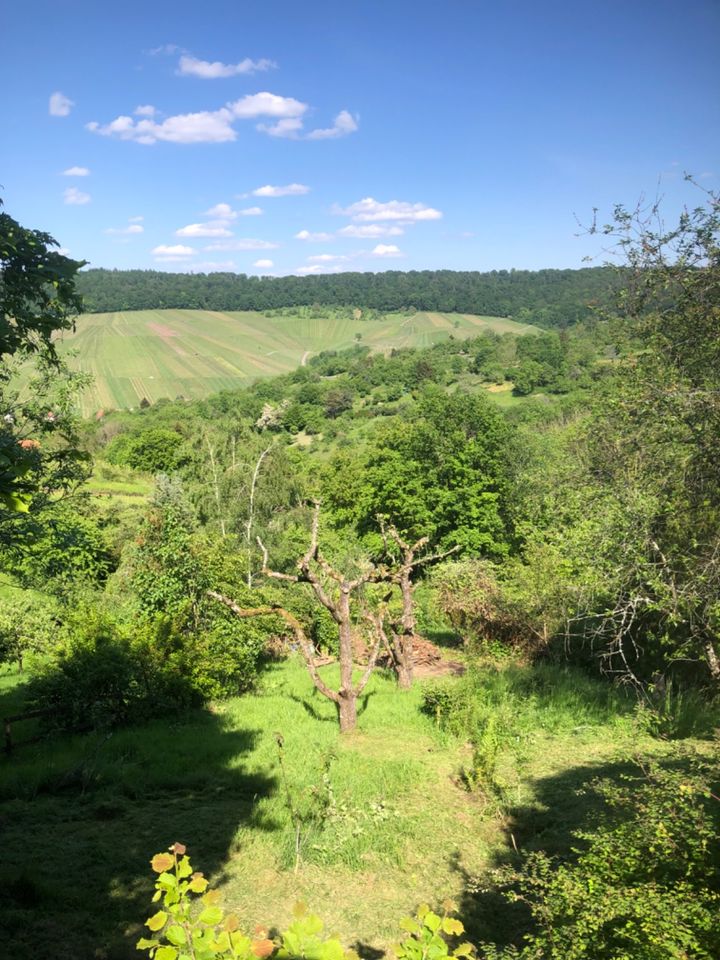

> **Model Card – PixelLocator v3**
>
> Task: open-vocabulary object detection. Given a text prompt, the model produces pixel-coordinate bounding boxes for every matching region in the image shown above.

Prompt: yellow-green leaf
[146,910,168,932]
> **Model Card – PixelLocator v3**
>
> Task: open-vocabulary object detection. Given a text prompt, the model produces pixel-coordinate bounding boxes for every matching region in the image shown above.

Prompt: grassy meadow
[56,309,537,416]
[1,652,702,960]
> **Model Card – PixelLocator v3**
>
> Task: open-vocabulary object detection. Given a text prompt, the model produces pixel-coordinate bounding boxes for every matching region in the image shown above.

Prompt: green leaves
[393,902,475,960]
[139,843,477,960]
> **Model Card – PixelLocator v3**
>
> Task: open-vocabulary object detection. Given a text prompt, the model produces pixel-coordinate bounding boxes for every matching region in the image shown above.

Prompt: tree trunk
[337,693,357,733]
[396,659,413,690]
[337,588,358,731]
[704,637,720,683]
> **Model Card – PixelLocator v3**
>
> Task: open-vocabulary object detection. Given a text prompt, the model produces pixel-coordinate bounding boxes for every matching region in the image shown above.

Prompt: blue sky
[2,0,718,276]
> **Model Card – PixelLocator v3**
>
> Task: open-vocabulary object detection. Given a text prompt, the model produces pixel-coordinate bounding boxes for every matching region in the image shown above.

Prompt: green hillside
[59,308,538,415]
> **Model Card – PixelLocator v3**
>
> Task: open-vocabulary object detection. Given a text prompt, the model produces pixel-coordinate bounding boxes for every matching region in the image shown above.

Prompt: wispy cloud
[253,183,310,197]
[295,263,344,275]
[257,117,304,138]
[336,198,442,223]
[62,166,90,177]
[204,238,279,251]
[295,230,333,243]
[337,223,404,238]
[63,187,91,205]
[307,253,349,263]
[152,243,196,262]
[253,259,274,269]
[204,202,263,219]
[307,110,358,140]
[371,244,403,257]
[49,92,74,117]
[295,229,334,241]
[178,55,276,78]
[134,104,157,117]
[105,223,144,236]
[176,222,233,238]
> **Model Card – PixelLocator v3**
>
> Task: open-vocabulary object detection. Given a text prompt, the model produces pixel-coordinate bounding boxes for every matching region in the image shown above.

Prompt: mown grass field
[57,309,538,416]
[1,654,700,960]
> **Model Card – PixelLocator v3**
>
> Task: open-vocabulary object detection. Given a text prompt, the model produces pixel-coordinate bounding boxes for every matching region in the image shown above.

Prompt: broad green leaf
[199,906,224,926]
[146,910,168,932]
[166,925,187,946]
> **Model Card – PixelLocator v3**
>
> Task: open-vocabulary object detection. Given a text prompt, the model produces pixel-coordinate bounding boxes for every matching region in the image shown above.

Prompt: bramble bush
[137,844,477,960]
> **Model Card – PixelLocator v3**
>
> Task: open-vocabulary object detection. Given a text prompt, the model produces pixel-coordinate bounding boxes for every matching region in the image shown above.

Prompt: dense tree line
[77,266,619,327]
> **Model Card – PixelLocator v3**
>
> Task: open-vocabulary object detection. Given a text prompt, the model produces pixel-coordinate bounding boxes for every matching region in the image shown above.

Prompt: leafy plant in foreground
[138,845,477,960]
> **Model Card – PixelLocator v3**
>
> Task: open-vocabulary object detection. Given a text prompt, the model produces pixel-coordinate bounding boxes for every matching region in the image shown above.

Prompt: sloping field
[58,309,538,416]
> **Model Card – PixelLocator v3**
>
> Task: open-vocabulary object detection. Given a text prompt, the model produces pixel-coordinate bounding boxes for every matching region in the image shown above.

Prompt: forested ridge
[77,265,619,326]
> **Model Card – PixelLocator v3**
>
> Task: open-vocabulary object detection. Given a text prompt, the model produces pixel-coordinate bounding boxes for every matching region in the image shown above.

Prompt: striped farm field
[57,308,539,416]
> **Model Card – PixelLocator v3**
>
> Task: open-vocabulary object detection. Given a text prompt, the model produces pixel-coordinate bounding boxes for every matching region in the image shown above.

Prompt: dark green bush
[482,750,720,959]
[26,604,270,731]
[106,428,183,473]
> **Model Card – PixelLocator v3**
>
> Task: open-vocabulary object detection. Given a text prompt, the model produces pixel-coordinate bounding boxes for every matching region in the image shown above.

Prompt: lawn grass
[0,656,699,960]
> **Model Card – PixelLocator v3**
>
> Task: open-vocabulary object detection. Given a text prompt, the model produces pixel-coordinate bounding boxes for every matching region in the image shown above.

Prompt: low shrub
[478,750,720,959]
[25,604,270,731]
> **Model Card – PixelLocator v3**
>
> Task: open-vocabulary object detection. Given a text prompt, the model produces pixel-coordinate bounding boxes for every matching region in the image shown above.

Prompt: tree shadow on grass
[449,752,697,951]
[0,704,277,960]
[288,689,378,725]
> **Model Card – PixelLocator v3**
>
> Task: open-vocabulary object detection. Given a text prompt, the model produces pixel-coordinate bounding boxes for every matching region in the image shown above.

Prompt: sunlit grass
[0,655,703,959]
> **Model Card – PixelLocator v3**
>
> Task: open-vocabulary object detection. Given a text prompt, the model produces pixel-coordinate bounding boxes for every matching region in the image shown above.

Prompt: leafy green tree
[0,199,90,522]
[323,389,513,557]
[0,591,57,671]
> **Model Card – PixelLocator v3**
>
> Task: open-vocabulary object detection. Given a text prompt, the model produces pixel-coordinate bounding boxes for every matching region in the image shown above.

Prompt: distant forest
[77,266,620,327]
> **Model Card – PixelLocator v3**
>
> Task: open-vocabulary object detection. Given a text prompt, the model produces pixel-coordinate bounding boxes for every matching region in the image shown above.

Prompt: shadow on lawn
[0,696,276,960]
[450,750,702,952]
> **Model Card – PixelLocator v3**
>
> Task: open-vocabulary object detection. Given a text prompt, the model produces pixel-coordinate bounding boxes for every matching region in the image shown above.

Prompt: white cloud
[134,104,157,117]
[257,117,304,138]
[87,108,237,144]
[336,197,442,223]
[176,222,233,238]
[253,259,274,269]
[49,92,74,117]
[204,202,236,220]
[371,244,403,257]
[178,55,276,78]
[204,203,263,220]
[129,215,144,223]
[105,224,144,236]
[62,166,90,177]
[88,92,310,145]
[229,92,306,119]
[204,238,279,251]
[57,247,71,256]
[307,253,348,263]
[295,264,344,275]
[295,229,334,241]
[253,183,310,197]
[152,244,196,262]
[307,110,358,140]
[191,260,238,272]
[63,187,91,205]
[337,224,404,238]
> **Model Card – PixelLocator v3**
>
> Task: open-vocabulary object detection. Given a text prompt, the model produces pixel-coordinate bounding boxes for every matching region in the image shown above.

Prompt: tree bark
[704,636,720,683]
[338,692,357,733]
